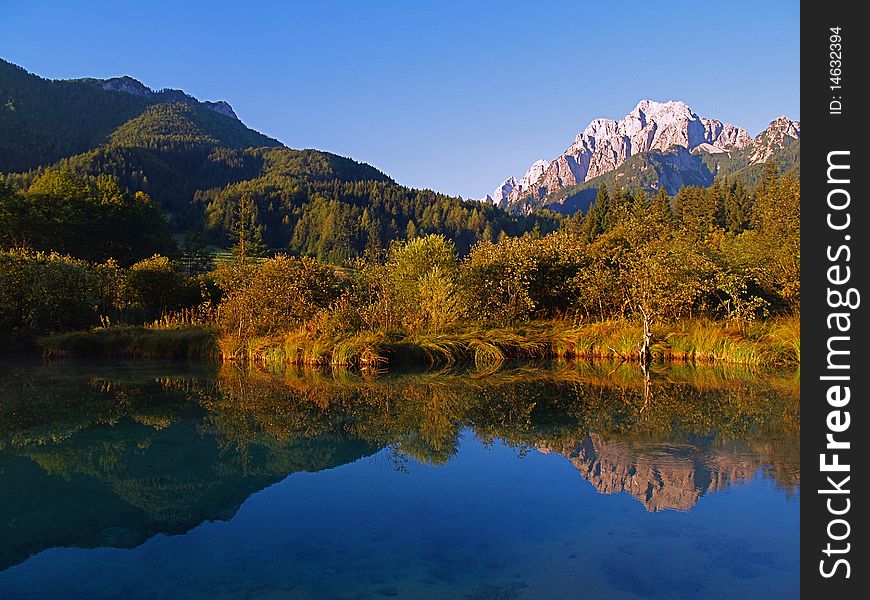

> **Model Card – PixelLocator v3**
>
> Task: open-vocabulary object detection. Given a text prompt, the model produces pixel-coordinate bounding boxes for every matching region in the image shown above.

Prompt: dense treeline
[199,177,558,260]
[0,250,205,341]
[2,143,380,230]
[107,102,279,151]
[2,156,558,263]
[1,163,798,360]
[0,170,174,264]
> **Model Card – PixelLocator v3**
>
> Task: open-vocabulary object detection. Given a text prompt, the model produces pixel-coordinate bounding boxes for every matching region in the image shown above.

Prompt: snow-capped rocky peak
[700,118,753,150]
[632,99,694,124]
[582,118,620,140]
[484,160,551,207]
[483,176,518,205]
[483,99,758,209]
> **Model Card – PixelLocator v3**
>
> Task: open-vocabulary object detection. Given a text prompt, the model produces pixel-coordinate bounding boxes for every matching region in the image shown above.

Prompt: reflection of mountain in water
[542,434,790,511]
[1,360,800,572]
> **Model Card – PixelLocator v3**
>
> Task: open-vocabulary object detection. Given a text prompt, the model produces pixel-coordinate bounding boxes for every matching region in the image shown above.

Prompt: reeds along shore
[39,316,800,368]
[221,316,800,368]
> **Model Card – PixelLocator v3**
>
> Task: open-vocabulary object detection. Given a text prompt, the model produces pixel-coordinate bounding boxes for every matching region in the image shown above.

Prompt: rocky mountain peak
[750,116,800,163]
[92,76,153,97]
[631,99,694,123]
[202,100,238,120]
[518,159,550,190]
[80,76,240,120]
[539,434,762,512]
[484,160,550,207]
[482,100,768,209]
[483,175,518,205]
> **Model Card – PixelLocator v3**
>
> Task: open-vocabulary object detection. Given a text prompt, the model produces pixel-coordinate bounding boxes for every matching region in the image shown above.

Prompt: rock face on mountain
[538,434,760,511]
[80,75,240,120]
[202,100,238,120]
[95,76,153,97]
[483,176,517,205]
[483,159,549,205]
[750,116,801,163]
[484,100,797,210]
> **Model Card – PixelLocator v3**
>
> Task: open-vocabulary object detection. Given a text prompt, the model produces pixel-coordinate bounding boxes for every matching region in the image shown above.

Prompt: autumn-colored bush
[215,254,341,338]
[461,232,587,325]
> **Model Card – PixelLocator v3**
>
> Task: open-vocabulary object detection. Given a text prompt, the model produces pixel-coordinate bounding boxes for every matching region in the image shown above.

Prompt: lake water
[0,360,800,599]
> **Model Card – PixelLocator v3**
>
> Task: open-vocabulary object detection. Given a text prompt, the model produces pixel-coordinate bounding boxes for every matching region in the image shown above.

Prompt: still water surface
[0,360,799,599]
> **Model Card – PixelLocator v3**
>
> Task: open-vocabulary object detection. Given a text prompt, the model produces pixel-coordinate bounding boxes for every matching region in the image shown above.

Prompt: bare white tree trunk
[638,305,653,364]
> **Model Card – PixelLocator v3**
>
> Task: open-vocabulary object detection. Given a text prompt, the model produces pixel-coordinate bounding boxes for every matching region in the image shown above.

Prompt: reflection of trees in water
[0,361,799,569]
[208,361,800,494]
[0,360,800,488]
[0,364,376,571]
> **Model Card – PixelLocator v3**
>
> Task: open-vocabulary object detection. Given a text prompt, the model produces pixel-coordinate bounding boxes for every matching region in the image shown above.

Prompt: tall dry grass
[223,316,799,369]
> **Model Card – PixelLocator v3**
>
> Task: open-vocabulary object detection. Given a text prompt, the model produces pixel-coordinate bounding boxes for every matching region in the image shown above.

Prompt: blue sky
[1,0,799,198]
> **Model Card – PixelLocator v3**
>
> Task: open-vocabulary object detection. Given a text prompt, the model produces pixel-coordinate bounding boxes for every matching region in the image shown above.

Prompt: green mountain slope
[108,102,279,150]
[0,59,282,172]
[1,59,147,171]
[2,59,557,262]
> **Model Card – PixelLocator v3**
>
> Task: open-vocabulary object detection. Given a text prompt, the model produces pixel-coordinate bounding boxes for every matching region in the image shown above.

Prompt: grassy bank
[219,316,800,369]
[36,317,799,367]
[39,325,219,360]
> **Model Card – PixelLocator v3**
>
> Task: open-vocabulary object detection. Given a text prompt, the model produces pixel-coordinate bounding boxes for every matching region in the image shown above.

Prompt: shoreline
[37,316,800,368]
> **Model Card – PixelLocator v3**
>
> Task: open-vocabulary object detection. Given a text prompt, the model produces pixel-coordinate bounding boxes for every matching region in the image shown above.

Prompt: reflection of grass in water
[39,326,220,360]
[0,364,213,449]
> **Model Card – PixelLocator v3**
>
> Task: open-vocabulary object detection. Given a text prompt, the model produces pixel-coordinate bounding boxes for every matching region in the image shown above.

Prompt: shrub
[0,249,106,339]
[462,233,587,325]
[216,254,341,338]
[122,255,200,319]
[385,235,465,334]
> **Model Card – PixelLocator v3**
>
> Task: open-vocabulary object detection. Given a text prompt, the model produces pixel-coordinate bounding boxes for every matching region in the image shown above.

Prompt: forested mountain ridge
[1,59,557,263]
[0,58,280,172]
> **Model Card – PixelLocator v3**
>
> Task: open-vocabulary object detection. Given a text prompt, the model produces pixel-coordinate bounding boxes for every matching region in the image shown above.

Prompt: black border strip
[802,2,868,595]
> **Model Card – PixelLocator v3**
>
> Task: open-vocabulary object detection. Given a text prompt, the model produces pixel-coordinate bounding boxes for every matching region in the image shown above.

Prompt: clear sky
[1,0,799,199]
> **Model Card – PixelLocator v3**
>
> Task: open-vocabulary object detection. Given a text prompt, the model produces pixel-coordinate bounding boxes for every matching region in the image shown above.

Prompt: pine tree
[232,193,266,262]
[653,187,671,219]
[757,159,780,195]
[723,179,752,233]
[584,183,611,241]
